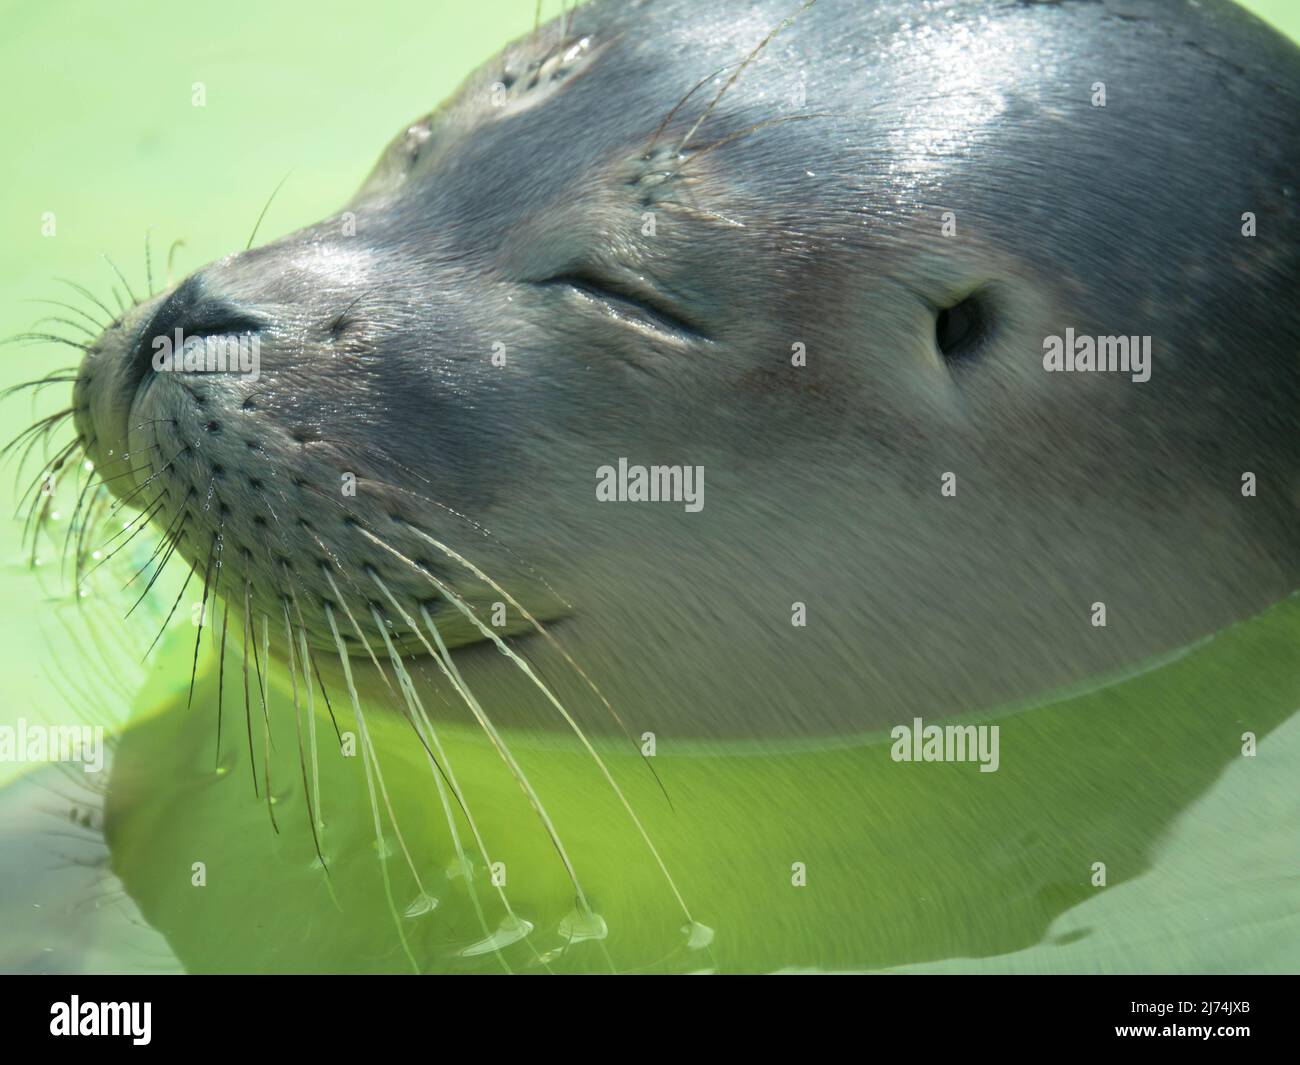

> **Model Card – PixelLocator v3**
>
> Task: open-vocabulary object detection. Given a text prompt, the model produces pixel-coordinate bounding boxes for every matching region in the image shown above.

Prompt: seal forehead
[354,28,613,204]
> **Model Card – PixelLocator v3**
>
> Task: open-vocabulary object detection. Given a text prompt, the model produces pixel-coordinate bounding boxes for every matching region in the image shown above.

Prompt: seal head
[73,0,1300,738]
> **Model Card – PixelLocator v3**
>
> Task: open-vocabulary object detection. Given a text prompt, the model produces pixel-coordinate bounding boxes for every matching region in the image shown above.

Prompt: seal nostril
[935,291,993,361]
[130,275,264,397]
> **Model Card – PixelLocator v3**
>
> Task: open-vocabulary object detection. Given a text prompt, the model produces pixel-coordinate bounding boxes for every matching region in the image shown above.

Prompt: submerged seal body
[71,0,1298,740]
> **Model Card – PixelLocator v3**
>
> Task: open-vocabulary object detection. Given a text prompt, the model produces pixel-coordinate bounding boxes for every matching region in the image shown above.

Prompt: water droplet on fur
[212,748,238,777]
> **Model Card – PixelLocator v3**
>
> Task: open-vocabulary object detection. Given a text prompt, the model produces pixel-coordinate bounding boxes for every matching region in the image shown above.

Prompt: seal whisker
[54,278,117,326]
[12,435,84,566]
[646,64,731,155]
[86,493,165,575]
[108,444,187,517]
[217,599,229,768]
[355,569,589,918]
[11,432,78,511]
[123,513,188,622]
[370,573,566,969]
[21,297,107,333]
[407,598,613,969]
[680,112,837,169]
[30,315,97,338]
[282,601,331,878]
[1,332,94,354]
[398,519,675,811]
[13,436,79,554]
[71,484,110,588]
[102,253,140,308]
[77,462,152,490]
[245,172,292,251]
[322,602,422,974]
[248,598,277,753]
[304,471,574,612]
[3,408,75,461]
[369,602,528,973]
[241,578,261,800]
[125,516,184,607]
[360,526,698,934]
[165,240,186,288]
[3,376,84,404]
[123,495,187,593]
[143,228,155,299]
[80,497,163,588]
[293,590,343,745]
[188,528,221,709]
[317,601,428,894]
[319,564,394,687]
[141,552,197,663]
[289,600,319,831]
[676,0,816,154]
[61,450,102,581]
[259,614,278,831]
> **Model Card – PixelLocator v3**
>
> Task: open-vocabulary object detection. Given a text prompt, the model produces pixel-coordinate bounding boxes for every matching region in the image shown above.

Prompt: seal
[54,0,1299,749]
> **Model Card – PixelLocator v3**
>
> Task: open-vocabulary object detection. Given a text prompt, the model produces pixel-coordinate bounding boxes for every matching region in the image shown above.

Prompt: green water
[103,595,1300,973]
[1,0,1297,974]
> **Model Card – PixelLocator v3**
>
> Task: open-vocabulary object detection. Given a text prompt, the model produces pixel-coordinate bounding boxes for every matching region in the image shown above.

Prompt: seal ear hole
[935,292,993,361]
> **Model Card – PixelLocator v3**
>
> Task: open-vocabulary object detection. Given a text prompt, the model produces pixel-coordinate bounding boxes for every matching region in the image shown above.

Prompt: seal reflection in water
[39,0,1300,971]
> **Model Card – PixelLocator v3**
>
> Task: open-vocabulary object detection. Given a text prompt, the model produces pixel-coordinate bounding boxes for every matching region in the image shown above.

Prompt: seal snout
[73,270,267,498]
